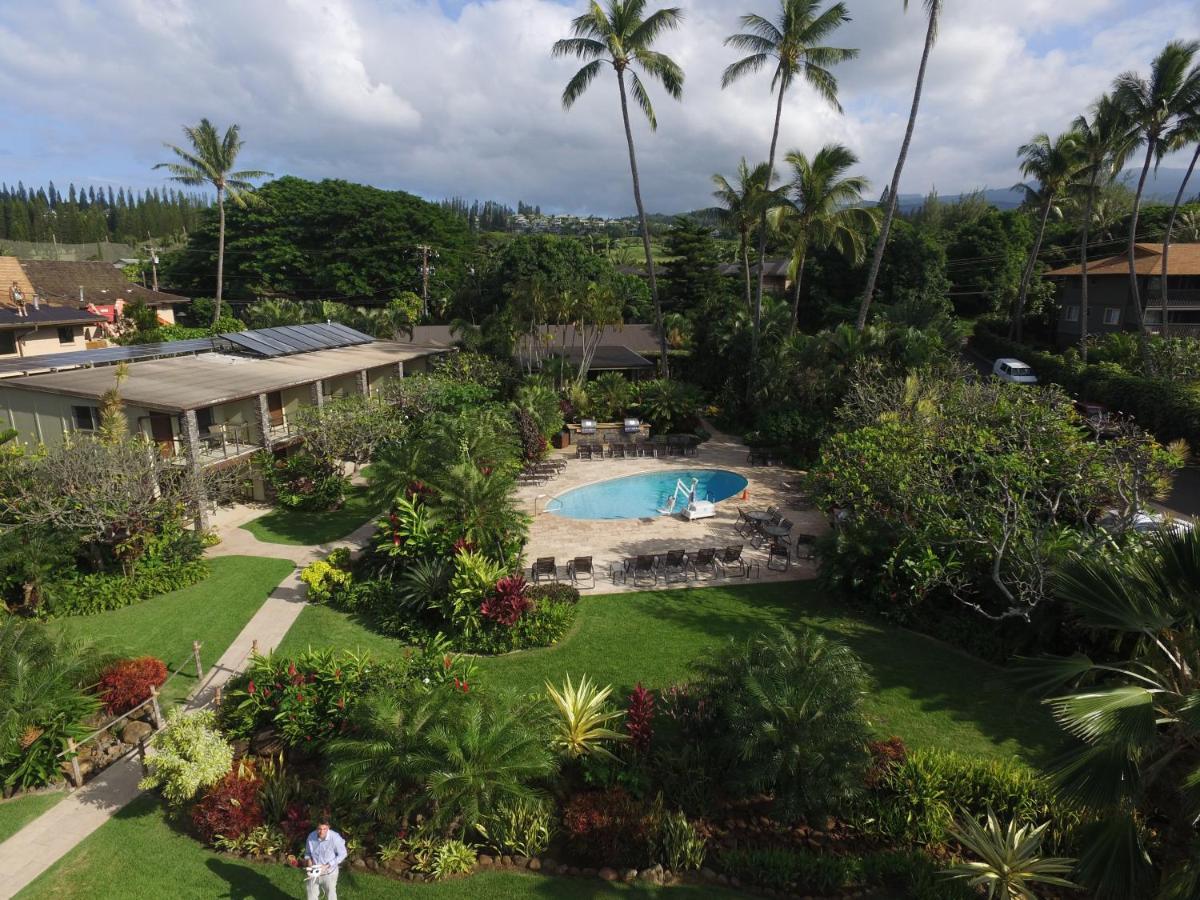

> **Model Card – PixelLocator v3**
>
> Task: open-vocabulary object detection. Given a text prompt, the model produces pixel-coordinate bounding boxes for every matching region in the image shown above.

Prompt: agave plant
[943,808,1077,900]
[545,674,628,761]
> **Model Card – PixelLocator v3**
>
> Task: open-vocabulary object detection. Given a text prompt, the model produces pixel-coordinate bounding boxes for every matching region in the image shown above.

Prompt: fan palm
[553,1,685,377]
[943,808,1077,900]
[771,144,878,336]
[1016,527,1200,898]
[1158,100,1200,334]
[712,158,778,311]
[855,0,943,332]
[722,0,857,386]
[155,119,271,326]
[1010,131,1082,342]
[1069,95,1134,361]
[1112,40,1200,365]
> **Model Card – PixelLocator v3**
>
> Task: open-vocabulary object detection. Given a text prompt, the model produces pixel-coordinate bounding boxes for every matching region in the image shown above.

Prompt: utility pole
[416,244,436,318]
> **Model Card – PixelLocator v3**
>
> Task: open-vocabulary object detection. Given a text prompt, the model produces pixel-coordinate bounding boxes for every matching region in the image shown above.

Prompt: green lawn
[241,482,381,546]
[0,791,64,843]
[16,795,743,900]
[279,581,1058,764]
[54,556,295,706]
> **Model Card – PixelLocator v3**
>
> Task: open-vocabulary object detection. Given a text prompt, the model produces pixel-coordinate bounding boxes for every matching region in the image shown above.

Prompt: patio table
[761,524,791,540]
[744,510,774,525]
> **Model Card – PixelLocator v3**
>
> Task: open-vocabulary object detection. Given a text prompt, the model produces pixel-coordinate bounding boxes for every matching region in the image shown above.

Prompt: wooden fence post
[137,739,147,775]
[214,686,222,708]
[192,640,204,681]
[149,685,164,731]
[251,639,259,656]
[67,738,82,788]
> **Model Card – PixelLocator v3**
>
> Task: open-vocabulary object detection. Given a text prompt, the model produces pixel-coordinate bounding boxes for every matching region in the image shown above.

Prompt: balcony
[169,423,262,468]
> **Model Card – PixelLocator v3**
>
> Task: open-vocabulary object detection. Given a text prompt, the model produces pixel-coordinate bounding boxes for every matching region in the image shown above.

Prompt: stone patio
[517,424,825,592]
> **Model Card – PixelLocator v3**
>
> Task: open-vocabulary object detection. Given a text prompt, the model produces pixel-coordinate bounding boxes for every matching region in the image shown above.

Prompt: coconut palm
[1017,527,1200,898]
[553,1,685,377]
[722,0,857,388]
[943,809,1077,900]
[155,120,271,326]
[1158,99,1200,334]
[712,158,777,311]
[1010,131,1082,342]
[771,144,878,336]
[1070,95,1133,361]
[855,0,943,332]
[1112,40,1200,363]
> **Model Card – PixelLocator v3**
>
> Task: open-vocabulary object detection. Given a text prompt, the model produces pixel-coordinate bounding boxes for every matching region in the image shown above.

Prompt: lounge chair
[689,547,719,578]
[767,539,790,571]
[576,445,591,460]
[631,554,658,586]
[659,549,688,583]
[718,544,747,577]
[794,533,818,561]
[532,557,558,583]
[567,556,595,589]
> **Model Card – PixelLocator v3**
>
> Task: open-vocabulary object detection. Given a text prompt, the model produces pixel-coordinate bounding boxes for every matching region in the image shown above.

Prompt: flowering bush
[192,765,264,845]
[139,708,233,806]
[625,683,654,755]
[562,788,649,867]
[480,575,531,626]
[97,656,168,715]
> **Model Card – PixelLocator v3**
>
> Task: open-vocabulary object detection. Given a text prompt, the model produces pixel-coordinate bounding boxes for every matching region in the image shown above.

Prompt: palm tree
[722,0,857,387]
[156,120,270,327]
[1070,95,1133,361]
[553,1,685,377]
[1158,99,1200,335]
[855,0,943,332]
[771,144,878,335]
[712,158,775,312]
[1010,131,1081,342]
[1112,40,1200,364]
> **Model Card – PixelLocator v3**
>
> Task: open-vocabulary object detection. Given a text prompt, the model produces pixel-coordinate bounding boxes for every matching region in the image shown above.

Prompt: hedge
[972,324,1200,449]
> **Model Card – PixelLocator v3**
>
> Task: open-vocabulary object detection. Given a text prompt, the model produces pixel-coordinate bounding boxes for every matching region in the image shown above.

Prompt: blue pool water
[546,469,749,520]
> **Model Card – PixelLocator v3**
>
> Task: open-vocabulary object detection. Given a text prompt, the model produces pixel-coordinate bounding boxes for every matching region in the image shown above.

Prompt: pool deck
[517,423,824,592]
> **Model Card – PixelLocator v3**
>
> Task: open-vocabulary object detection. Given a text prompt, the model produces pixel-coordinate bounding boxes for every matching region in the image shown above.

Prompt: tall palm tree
[722,0,857,389]
[1010,131,1081,342]
[771,144,878,335]
[1070,95,1133,361]
[156,120,271,326]
[1158,100,1200,335]
[1112,40,1200,364]
[855,0,943,332]
[712,158,776,312]
[553,1,685,377]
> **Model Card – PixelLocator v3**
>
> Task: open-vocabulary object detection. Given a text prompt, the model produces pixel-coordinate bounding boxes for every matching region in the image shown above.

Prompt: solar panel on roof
[271,326,327,350]
[216,323,375,359]
[0,338,215,379]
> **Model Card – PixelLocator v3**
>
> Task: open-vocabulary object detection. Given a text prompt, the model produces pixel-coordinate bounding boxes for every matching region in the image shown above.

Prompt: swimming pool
[546,469,748,520]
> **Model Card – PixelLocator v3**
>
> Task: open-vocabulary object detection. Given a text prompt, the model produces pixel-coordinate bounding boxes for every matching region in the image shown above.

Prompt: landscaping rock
[477,854,494,867]
[701,867,717,882]
[513,856,529,869]
[717,874,730,885]
[541,861,557,875]
[623,869,639,882]
[598,867,618,881]
[582,867,597,878]
[500,855,513,868]
[121,720,154,744]
[566,866,580,876]
[638,868,659,884]
[528,858,541,871]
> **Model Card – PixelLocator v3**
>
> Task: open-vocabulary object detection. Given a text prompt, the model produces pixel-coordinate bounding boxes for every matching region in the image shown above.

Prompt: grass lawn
[16,795,744,900]
[279,581,1058,764]
[54,556,295,706]
[241,482,381,546]
[0,791,64,843]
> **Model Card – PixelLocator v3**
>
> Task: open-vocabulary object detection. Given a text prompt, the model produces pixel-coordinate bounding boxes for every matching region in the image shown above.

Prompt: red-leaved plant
[625,683,654,754]
[191,766,264,846]
[97,656,169,715]
[562,789,648,867]
[480,574,532,626]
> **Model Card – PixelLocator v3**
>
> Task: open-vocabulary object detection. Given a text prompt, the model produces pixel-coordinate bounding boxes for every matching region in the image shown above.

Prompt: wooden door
[266,392,284,427]
[148,415,174,459]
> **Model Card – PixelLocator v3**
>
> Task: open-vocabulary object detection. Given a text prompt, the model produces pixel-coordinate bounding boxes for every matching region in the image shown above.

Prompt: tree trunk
[1080,173,1097,363]
[1011,197,1053,344]
[855,8,936,331]
[739,227,752,312]
[747,81,787,401]
[1128,140,1156,371]
[1159,143,1200,339]
[788,251,807,337]
[213,186,226,327]
[617,68,669,378]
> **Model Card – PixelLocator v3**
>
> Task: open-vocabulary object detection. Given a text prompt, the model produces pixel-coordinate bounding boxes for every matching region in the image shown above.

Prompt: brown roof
[409,323,663,355]
[1044,243,1200,277]
[13,258,190,307]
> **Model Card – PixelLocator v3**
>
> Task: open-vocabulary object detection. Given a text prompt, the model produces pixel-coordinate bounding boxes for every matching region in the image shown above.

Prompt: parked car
[1098,508,1195,537]
[992,358,1038,384]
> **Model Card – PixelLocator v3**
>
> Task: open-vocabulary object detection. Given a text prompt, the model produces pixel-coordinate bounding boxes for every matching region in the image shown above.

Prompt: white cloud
[0,0,1195,215]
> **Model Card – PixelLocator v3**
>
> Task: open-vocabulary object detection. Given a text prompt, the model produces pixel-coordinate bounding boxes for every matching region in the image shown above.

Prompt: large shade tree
[855,0,943,331]
[552,0,686,377]
[712,158,777,312]
[722,0,856,392]
[155,119,270,326]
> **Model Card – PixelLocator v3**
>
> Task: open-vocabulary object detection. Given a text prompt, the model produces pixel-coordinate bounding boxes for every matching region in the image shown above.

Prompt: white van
[992,358,1038,384]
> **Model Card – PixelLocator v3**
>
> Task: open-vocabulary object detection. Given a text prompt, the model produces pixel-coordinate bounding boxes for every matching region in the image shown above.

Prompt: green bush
[255,451,347,512]
[139,708,233,807]
[41,558,208,618]
[477,797,555,857]
[719,846,971,898]
[655,809,706,872]
[745,409,830,465]
[527,582,581,605]
[298,559,352,605]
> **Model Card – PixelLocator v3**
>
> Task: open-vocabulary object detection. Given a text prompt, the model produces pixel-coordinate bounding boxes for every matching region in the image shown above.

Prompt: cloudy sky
[0,0,1197,216]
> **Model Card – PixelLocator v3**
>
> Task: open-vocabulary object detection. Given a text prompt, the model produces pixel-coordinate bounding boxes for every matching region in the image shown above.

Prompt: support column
[310,380,324,409]
[396,361,405,379]
[181,409,207,530]
[254,393,273,450]
[357,369,369,396]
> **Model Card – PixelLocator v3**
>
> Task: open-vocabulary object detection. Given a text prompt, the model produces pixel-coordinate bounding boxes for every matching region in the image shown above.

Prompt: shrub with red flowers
[191,766,264,845]
[865,736,908,788]
[562,788,649,867]
[97,656,169,715]
[480,575,532,626]
[625,683,654,754]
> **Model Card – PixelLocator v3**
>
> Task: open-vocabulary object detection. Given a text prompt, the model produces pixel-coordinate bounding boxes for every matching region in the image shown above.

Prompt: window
[56,326,74,345]
[1063,305,1080,322]
[1103,308,1121,326]
[72,406,97,431]
[0,332,14,355]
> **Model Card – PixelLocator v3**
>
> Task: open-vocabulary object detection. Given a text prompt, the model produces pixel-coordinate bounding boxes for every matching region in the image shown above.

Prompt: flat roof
[0,338,215,379]
[1,341,441,413]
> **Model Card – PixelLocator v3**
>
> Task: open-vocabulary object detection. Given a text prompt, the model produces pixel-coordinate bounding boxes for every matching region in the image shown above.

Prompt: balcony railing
[169,423,261,467]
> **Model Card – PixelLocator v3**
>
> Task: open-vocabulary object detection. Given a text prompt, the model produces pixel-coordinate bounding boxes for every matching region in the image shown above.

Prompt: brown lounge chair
[658,549,688,583]
[631,554,658,586]
[689,547,719,578]
[567,556,595,589]
[718,544,746,577]
[532,557,557,583]
[767,539,790,571]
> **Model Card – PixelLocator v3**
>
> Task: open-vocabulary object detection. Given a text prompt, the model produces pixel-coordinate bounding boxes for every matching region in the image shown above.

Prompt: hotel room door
[148,414,174,459]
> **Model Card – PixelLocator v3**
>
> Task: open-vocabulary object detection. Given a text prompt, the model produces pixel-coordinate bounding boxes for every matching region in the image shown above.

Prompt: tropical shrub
[298,559,352,605]
[943,809,1077,900]
[479,574,531,626]
[191,765,265,846]
[41,557,208,618]
[655,809,705,872]
[589,372,633,421]
[526,582,581,606]
[625,683,654,755]
[562,788,649,867]
[441,550,507,639]
[514,381,564,438]
[477,797,555,858]
[636,378,700,433]
[430,839,477,879]
[97,656,168,715]
[256,451,347,511]
[513,409,546,463]
[140,708,233,806]
[719,847,971,898]
[214,824,288,857]
[546,674,628,761]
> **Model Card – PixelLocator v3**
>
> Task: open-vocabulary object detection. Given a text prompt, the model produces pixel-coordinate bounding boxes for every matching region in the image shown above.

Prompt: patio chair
[567,556,595,589]
[631,554,658,586]
[734,507,751,537]
[767,539,790,572]
[658,548,688,583]
[794,533,818,561]
[766,505,780,519]
[576,444,591,460]
[650,435,668,458]
[684,436,699,457]
[689,547,719,578]
[778,518,794,534]
[532,557,558,583]
[747,449,764,466]
[717,544,747,577]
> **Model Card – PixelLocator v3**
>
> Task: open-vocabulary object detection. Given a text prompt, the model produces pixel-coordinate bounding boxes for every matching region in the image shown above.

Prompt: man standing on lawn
[304,817,347,900]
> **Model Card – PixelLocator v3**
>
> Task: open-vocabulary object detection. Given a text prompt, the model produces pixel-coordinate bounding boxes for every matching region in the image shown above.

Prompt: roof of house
[545,345,654,370]
[1044,243,1200,277]
[407,325,456,348]
[718,259,791,278]
[1,341,441,413]
[518,324,661,354]
[0,306,106,330]
[14,258,190,307]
